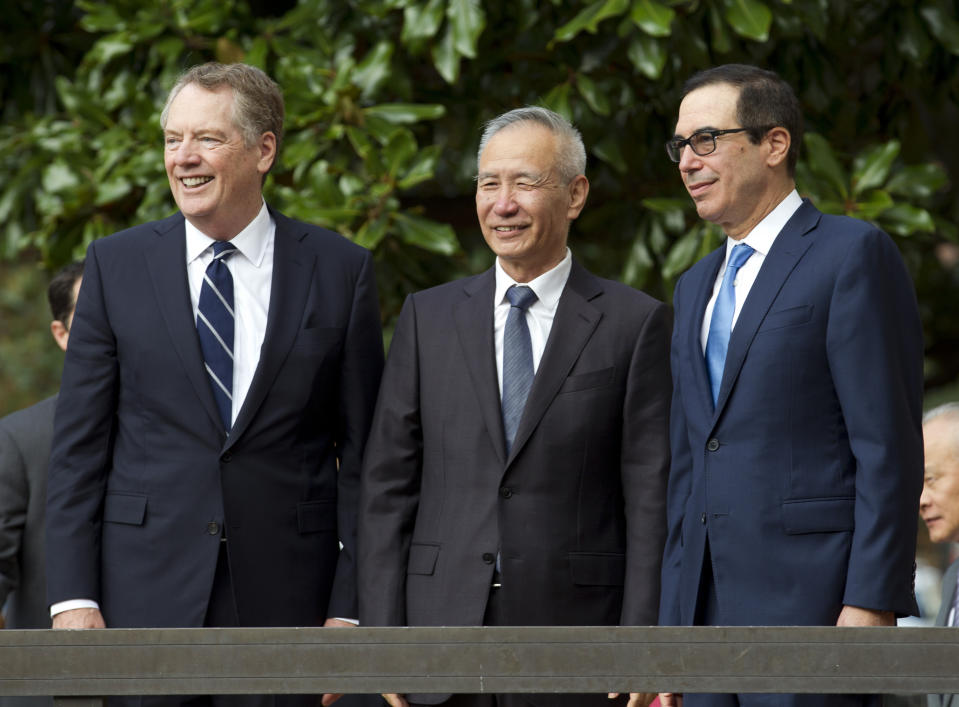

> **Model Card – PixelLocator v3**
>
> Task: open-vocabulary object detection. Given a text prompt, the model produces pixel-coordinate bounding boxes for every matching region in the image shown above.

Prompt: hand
[52,607,106,629]
[381,695,410,707]
[659,693,682,707]
[320,618,357,706]
[835,605,895,627]
[609,692,657,706]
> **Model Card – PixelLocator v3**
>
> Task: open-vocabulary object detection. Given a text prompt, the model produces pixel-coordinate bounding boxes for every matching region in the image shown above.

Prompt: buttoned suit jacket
[358,260,671,706]
[928,558,959,707]
[45,208,383,628]
[0,395,56,630]
[660,199,924,629]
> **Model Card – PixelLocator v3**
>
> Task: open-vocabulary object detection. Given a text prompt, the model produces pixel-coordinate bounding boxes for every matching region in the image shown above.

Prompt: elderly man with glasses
[658,64,924,707]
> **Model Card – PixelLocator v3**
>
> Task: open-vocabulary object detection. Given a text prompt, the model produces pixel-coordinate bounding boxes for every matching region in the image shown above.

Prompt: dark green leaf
[662,228,703,279]
[852,189,894,221]
[576,74,611,116]
[394,212,461,254]
[627,34,667,79]
[852,141,900,197]
[540,83,572,120]
[722,0,772,42]
[881,204,936,236]
[708,5,732,54]
[630,0,675,37]
[402,0,445,44]
[353,41,394,97]
[398,145,441,189]
[802,133,848,200]
[363,104,447,124]
[554,0,630,43]
[920,4,959,55]
[593,135,628,173]
[886,163,949,199]
[448,0,486,59]
[431,25,460,83]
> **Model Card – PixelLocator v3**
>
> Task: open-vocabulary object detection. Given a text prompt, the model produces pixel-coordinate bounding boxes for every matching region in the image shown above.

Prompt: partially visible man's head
[161,63,282,241]
[48,260,84,352]
[672,64,800,239]
[921,403,959,544]
[475,107,589,282]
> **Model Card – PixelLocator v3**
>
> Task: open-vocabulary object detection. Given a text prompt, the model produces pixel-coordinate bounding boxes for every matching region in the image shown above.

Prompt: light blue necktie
[197,241,238,429]
[501,285,538,454]
[705,243,754,406]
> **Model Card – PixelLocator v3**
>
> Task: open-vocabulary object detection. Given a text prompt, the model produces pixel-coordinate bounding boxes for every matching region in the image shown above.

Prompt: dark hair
[48,260,84,324]
[161,62,284,172]
[682,64,803,176]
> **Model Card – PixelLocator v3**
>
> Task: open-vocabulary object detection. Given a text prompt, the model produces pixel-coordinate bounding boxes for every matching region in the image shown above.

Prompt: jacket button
[706,438,720,452]
[482,552,495,564]
[207,522,220,536]
[701,513,707,525]
[499,487,512,498]
[221,452,233,463]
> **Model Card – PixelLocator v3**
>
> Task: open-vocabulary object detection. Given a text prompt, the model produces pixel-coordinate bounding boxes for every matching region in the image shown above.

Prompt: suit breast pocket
[558,367,614,394]
[757,304,813,333]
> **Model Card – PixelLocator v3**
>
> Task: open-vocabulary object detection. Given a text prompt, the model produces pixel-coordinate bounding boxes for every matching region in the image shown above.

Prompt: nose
[492,186,519,216]
[677,143,700,173]
[919,483,931,512]
[172,137,201,166]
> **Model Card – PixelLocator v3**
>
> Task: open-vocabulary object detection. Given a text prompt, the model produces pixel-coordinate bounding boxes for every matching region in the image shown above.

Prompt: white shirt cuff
[50,599,100,618]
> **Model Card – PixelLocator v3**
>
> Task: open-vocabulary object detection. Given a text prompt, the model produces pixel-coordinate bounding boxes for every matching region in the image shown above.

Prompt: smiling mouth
[181,176,213,188]
[493,225,528,234]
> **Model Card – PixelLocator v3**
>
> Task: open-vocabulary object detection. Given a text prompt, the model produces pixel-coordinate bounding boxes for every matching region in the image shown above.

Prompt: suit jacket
[660,199,924,628]
[358,260,671,706]
[0,395,56,629]
[928,558,959,707]
[45,208,383,628]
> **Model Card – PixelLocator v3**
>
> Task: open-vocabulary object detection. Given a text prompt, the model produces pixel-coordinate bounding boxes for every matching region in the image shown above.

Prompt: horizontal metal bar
[2,626,957,695]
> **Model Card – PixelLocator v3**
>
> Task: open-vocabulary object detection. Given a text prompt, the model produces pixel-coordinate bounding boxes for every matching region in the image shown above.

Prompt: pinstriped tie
[501,285,537,454]
[197,241,237,429]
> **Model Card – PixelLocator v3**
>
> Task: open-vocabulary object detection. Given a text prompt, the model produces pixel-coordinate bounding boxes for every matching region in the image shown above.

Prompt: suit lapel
[145,213,224,432]
[712,200,820,419]
[227,210,315,448]
[507,260,602,465]
[687,248,725,415]
[454,270,507,465]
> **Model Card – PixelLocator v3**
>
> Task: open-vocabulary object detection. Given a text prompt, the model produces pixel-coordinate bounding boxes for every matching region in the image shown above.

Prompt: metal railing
[2,626,958,705]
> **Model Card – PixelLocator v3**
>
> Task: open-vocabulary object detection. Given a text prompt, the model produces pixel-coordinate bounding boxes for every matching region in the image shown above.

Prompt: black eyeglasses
[665,128,753,162]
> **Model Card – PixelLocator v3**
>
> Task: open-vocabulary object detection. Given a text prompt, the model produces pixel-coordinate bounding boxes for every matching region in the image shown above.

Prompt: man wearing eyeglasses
[659,64,924,707]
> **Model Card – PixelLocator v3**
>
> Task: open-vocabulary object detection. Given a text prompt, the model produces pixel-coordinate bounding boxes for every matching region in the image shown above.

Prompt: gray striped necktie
[501,285,537,454]
[197,241,237,429]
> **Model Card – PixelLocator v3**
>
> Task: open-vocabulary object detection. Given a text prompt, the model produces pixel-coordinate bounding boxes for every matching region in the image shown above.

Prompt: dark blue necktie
[197,241,237,429]
[705,243,754,406]
[501,285,538,454]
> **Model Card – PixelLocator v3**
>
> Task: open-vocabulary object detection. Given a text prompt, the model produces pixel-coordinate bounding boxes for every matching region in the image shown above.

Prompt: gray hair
[477,106,586,183]
[924,402,959,425]
[160,62,284,172]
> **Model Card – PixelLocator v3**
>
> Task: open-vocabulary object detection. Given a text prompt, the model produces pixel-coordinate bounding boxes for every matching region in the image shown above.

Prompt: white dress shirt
[51,204,275,619]
[700,190,803,353]
[493,249,572,394]
[186,202,274,424]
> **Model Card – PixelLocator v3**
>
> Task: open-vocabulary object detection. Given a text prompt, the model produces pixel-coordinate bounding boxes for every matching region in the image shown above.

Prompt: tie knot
[727,243,754,270]
[506,285,537,311]
[212,241,237,260]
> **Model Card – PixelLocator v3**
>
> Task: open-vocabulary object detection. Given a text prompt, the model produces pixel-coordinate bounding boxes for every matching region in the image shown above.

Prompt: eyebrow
[476,170,544,181]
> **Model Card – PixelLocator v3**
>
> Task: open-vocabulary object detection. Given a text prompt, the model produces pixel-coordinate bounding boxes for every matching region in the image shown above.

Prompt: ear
[50,320,70,352]
[764,127,791,169]
[257,131,278,174]
[567,175,590,220]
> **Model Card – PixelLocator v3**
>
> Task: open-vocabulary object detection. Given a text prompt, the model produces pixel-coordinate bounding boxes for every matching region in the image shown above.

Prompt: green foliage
[2,0,959,412]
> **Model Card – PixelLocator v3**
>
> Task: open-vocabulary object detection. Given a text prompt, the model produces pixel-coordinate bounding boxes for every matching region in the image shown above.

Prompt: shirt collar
[725,189,802,258]
[494,248,572,311]
[185,201,272,266]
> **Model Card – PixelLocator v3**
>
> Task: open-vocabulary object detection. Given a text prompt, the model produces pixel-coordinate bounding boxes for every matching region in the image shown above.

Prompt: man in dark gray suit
[0,260,82,707]
[358,107,671,707]
[920,402,959,707]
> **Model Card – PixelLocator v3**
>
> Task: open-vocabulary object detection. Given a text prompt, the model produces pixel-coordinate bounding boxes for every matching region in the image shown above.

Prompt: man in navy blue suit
[659,64,924,707]
[45,63,384,707]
